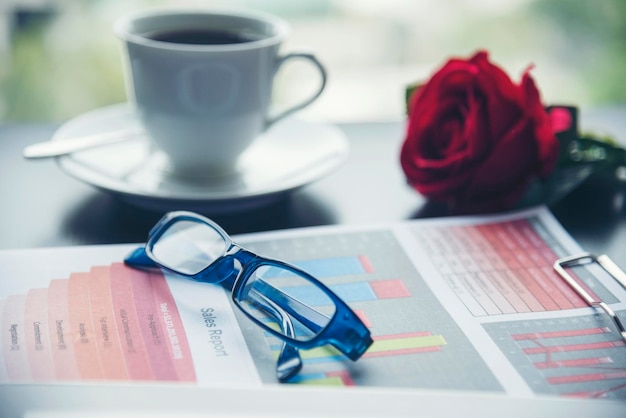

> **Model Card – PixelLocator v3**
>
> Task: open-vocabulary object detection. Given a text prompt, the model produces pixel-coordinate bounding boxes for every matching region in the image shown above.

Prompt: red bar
[512,250,533,270]
[513,327,611,340]
[462,225,492,252]
[516,220,546,248]
[536,244,559,265]
[526,249,550,268]
[541,267,587,309]
[496,249,522,269]
[549,373,606,384]
[505,221,532,249]
[535,356,612,369]
[533,267,575,310]
[548,371,626,384]
[502,270,545,312]
[523,340,625,355]
[516,269,560,311]
[475,224,501,250]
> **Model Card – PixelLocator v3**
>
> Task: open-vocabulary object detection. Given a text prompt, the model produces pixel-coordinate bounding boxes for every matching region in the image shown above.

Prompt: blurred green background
[1,0,625,123]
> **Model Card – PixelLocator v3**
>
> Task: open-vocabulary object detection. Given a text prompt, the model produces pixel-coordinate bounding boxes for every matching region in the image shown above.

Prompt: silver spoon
[23,127,143,159]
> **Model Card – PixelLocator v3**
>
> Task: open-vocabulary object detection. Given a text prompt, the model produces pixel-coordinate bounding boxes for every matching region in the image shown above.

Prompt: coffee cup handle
[266,52,327,127]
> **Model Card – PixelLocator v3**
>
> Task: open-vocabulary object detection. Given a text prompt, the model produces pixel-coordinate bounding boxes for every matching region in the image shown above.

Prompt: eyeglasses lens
[151,219,228,275]
[237,264,337,342]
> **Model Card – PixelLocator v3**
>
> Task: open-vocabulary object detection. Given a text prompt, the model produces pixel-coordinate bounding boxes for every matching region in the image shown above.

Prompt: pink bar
[477,223,521,253]
[542,267,588,309]
[518,269,560,311]
[563,391,599,398]
[370,279,411,299]
[512,250,533,271]
[493,224,519,251]
[358,255,375,273]
[523,340,625,355]
[513,326,611,340]
[24,288,55,380]
[109,263,155,381]
[128,267,179,381]
[534,267,575,310]
[548,371,626,385]
[67,272,104,379]
[526,248,551,268]
[327,370,356,386]
[501,270,545,312]
[461,225,492,252]
[88,266,129,380]
[149,271,197,382]
[535,356,612,369]
[460,273,501,315]
[475,272,515,314]
[504,221,532,250]
[495,249,522,269]
[2,295,30,380]
[516,220,546,248]
[483,250,508,271]
[489,271,531,313]
[536,244,559,265]
[47,279,79,380]
[354,309,372,328]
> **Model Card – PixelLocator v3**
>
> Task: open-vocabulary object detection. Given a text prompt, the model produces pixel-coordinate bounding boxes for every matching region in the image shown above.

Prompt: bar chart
[412,217,617,316]
[484,314,626,399]
[237,230,502,389]
[1,264,196,383]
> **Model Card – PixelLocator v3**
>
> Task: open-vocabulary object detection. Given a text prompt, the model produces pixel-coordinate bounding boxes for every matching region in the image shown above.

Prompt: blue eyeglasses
[124,211,373,382]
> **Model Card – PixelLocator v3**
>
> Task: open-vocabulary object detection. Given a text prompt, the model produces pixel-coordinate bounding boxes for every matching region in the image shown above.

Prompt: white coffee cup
[114,8,326,179]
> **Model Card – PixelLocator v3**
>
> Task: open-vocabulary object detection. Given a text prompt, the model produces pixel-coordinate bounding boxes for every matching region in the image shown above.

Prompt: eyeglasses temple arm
[554,254,626,342]
[597,255,626,290]
[247,289,303,382]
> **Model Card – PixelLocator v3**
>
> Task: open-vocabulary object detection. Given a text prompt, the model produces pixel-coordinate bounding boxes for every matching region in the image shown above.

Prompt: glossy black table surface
[1,108,625,271]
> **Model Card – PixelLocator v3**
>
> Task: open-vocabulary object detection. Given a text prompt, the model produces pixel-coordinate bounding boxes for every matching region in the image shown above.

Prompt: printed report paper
[1,206,625,401]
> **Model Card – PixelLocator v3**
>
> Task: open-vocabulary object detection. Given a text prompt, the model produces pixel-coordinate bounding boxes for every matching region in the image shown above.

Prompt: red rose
[400,51,559,214]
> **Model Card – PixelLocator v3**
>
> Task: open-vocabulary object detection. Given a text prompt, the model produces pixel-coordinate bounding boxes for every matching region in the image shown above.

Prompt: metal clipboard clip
[554,253,626,342]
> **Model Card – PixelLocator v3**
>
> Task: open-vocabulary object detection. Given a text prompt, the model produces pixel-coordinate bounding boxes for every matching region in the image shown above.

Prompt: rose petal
[401,50,561,212]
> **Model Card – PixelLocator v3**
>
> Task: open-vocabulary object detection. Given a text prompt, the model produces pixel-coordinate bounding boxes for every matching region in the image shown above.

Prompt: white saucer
[53,103,349,213]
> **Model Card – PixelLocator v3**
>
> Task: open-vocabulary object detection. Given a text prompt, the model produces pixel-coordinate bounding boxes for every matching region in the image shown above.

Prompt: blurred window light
[1,0,625,123]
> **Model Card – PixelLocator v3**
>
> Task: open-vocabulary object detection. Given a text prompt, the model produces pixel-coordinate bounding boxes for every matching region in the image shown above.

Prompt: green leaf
[404,82,422,115]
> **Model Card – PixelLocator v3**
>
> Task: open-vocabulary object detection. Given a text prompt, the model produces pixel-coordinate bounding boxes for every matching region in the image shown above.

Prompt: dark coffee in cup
[146,28,263,45]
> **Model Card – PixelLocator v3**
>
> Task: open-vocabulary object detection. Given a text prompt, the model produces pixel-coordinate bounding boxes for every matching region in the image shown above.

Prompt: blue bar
[282,281,377,306]
[294,256,367,277]
[331,282,377,302]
